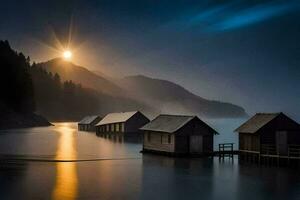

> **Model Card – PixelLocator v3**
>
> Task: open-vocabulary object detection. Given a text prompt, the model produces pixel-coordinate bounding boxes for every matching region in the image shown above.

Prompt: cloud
[210,1,300,31]
[177,1,300,33]
[186,3,234,25]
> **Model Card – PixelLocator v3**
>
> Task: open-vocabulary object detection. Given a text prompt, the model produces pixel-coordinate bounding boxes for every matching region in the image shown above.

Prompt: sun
[63,50,72,60]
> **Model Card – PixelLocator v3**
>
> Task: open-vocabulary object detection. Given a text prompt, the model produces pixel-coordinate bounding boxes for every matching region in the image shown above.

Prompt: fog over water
[0,122,299,200]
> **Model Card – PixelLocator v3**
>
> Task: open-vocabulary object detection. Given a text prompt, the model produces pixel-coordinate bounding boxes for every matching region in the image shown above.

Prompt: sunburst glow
[63,50,72,60]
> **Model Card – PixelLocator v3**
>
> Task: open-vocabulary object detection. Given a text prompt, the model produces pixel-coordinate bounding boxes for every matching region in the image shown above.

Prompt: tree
[0,40,35,113]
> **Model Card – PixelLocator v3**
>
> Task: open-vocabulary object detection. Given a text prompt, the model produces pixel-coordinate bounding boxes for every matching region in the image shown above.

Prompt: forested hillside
[0,40,50,129]
[30,65,100,120]
[0,40,35,113]
[0,40,153,123]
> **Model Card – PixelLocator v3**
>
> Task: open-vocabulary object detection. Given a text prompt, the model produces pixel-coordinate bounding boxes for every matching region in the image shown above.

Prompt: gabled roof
[78,115,100,125]
[96,111,138,126]
[235,113,281,133]
[140,114,218,134]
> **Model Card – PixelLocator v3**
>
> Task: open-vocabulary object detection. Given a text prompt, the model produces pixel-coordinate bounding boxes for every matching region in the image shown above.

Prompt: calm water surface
[0,121,299,200]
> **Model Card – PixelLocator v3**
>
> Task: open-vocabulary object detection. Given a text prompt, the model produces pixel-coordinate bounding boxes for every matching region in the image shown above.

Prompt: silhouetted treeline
[0,40,152,122]
[0,40,51,129]
[31,65,100,120]
[0,40,100,121]
[0,40,35,113]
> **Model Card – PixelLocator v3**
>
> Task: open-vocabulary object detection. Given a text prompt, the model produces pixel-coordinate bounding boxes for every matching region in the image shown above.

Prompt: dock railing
[261,144,277,155]
[240,144,300,166]
[260,144,300,158]
[288,145,300,158]
[218,143,234,159]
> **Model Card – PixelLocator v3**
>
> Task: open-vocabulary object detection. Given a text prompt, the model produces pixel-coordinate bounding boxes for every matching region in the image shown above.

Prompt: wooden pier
[213,143,237,159]
[239,144,300,167]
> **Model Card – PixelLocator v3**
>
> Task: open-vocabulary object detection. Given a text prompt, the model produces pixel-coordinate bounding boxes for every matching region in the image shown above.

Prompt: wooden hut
[235,112,300,158]
[95,111,150,136]
[140,114,218,156]
[78,115,102,131]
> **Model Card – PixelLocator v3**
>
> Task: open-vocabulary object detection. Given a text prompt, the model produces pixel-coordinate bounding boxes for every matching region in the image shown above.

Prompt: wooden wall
[143,131,175,152]
[175,118,214,153]
[174,135,188,153]
[96,123,125,134]
[239,133,260,151]
[238,113,300,153]
[288,130,300,145]
[78,124,93,131]
[203,134,214,153]
[96,112,149,135]
[79,117,101,132]
[125,112,150,133]
[143,117,215,154]
[259,114,299,144]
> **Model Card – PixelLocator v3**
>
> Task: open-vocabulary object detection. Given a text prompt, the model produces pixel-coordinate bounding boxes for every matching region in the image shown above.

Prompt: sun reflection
[52,123,78,200]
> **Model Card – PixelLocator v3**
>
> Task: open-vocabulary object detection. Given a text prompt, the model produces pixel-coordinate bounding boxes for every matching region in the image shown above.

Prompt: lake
[0,121,299,200]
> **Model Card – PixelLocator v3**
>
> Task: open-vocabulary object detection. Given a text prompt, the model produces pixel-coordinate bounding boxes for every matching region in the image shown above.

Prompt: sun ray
[32,13,83,61]
[67,14,74,49]
[47,24,65,51]
[32,38,62,54]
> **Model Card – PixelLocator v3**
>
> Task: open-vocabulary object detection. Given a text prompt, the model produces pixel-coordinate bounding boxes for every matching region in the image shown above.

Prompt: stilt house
[78,115,102,131]
[140,114,218,156]
[235,112,300,156]
[95,111,150,136]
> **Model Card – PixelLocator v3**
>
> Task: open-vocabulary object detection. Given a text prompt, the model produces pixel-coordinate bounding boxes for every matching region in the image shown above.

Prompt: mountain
[37,58,122,96]
[115,75,247,118]
[37,59,247,118]
[92,70,115,81]
[36,59,155,119]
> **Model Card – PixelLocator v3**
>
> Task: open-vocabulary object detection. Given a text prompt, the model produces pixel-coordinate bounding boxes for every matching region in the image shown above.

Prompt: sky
[0,0,300,119]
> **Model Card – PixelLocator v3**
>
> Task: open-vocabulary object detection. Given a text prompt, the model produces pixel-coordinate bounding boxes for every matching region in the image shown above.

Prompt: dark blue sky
[0,0,300,119]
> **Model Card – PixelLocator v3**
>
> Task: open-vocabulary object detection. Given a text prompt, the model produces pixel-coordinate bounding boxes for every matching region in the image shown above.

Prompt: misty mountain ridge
[37,58,247,118]
[37,58,122,96]
[116,75,247,118]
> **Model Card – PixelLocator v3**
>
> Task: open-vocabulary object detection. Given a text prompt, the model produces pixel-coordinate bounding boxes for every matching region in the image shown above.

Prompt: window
[106,124,109,132]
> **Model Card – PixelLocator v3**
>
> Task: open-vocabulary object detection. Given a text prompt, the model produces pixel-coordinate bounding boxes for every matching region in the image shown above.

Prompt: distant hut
[78,115,102,131]
[95,111,150,136]
[140,114,218,156]
[235,112,300,157]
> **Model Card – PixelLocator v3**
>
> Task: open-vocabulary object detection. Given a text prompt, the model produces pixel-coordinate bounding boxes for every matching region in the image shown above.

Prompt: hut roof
[96,111,138,126]
[78,115,100,125]
[140,114,218,134]
[235,113,281,133]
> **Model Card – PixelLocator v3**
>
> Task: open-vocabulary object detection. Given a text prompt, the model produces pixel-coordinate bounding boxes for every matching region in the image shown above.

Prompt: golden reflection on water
[52,123,78,200]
